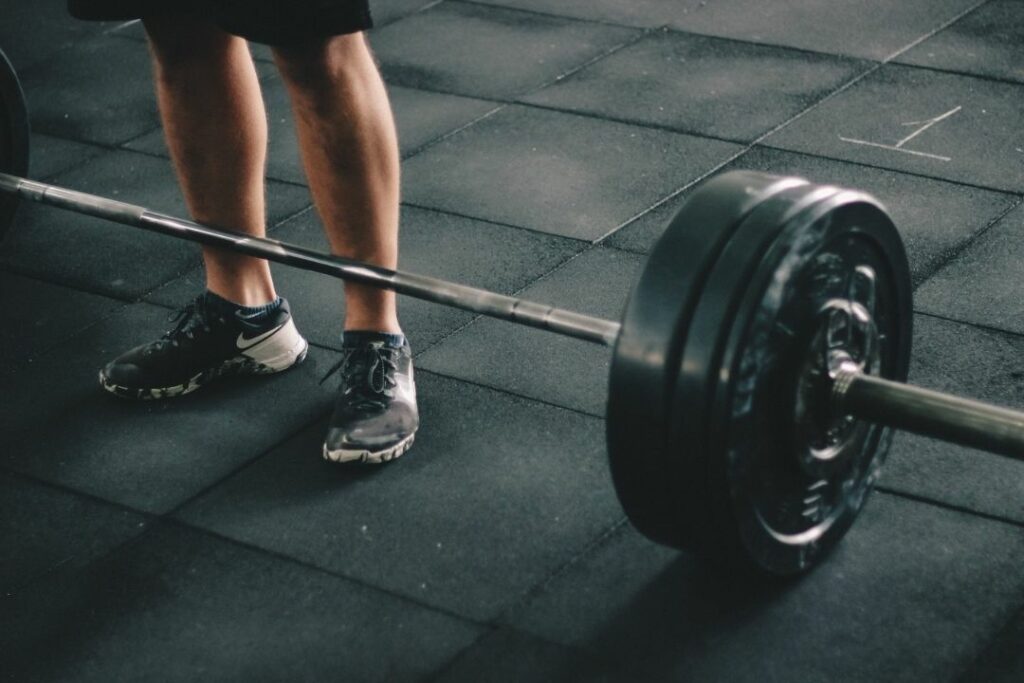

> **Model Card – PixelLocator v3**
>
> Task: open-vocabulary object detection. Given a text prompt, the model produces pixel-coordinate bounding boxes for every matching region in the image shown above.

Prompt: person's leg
[98,13,308,399]
[271,33,401,334]
[144,13,276,306]
[272,35,416,464]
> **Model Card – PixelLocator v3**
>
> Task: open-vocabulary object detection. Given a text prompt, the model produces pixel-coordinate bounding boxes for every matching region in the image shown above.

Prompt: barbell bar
[1,47,1022,577]
[3,168,1023,460]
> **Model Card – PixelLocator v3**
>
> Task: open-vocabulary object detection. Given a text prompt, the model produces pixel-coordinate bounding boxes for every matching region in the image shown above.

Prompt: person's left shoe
[322,332,418,464]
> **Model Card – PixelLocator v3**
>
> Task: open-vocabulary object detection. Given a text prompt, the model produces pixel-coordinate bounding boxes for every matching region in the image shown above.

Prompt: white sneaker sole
[100,325,308,401]
[322,432,416,465]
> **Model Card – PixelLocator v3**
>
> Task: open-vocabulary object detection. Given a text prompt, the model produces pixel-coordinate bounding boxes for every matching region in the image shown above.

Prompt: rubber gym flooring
[1,1,1023,681]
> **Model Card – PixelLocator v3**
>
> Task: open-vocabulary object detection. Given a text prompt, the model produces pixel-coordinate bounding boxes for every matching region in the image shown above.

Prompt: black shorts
[67,0,373,45]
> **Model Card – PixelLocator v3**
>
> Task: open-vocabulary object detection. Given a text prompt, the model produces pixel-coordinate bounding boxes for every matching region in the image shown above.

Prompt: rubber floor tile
[18,37,160,146]
[505,494,1024,682]
[1,149,311,299]
[0,271,122,367]
[523,29,868,142]
[27,133,105,180]
[369,1,640,100]
[605,147,1019,287]
[175,372,622,622]
[417,246,642,416]
[0,3,116,71]
[433,628,621,683]
[2,303,334,514]
[897,0,1024,84]
[668,0,981,61]
[0,522,482,682]
[763,65,1024,193]
[880,314,1024,525]
[402,104,742,239]
[0,470,148,594]
[915,202,1024,333]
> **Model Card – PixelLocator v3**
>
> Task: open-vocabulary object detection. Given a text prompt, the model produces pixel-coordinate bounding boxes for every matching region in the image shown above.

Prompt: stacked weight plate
[608,171,913,576]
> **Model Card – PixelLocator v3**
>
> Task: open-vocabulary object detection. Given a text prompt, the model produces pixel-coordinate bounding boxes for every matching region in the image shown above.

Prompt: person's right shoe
[99,292,308,400]
[322,334,418,464]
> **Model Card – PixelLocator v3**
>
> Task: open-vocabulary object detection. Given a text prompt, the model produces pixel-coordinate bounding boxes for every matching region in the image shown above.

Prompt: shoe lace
[321,343,399,411]
[146,298,218,354]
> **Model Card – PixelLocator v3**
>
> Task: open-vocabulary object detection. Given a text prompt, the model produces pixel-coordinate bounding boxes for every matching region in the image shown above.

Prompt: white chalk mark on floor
[839,105,961,162]
[837,138,952,161]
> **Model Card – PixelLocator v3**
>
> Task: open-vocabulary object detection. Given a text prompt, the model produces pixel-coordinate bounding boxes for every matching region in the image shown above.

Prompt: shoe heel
[243,319,308,372]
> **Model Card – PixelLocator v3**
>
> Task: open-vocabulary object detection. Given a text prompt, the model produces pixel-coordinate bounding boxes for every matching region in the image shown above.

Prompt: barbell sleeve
[833,369,1024,460]
[0,171,621,347]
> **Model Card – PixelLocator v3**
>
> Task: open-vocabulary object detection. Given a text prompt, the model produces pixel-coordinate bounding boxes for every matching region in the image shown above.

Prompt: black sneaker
[322,335,419,464]
[99,292,308,399]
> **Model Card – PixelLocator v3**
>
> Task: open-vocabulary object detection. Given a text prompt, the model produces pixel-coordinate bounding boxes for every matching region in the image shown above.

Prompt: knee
[273,33,374,97]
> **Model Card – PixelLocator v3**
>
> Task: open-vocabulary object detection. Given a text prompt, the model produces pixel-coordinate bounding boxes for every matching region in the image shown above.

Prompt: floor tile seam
[163,516,490,628]
[910,193,1024,289]
[161,407,332,519]
[405,365,607,420]
[875,486,1024,529]
[113,80,511,169]
[589,4,1011,247]
[515,25,657,100]
[421,624,501,683]
[399,103,508,161]
[21,134,132,180]
[405,242,606,360]
[387,0,449,28]
[117,141,321,206]
[879,0,993,64]
[885,59,1024,89]
[16,136,317,233]
[913,309,1024,344]
[132,204,317,305]
[0,465,158,522]
[593,147,751,245]
[592,60,886,246]
[451,0,659,30]
[134,185,583,312]
[493,517,630,626]
[29,121,160,152]
[422,622,612,683]
[512,99,753,146]
[951,598,1024,683]
[0,269,138,355]
[751,144,1024,198]
[13,26,132,78]
[703,7,997,185]
[0,468,158,596]
[637,24,889,66]
[0,262,139,303]
[3,516,164,600]
[396,199,591,245]
[0,403,327,524]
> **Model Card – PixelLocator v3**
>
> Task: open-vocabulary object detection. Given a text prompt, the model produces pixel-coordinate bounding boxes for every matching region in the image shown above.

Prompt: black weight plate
[665,181,836,565]
[698,186,910,575]
[608,171,810,547]
[0,47,30,244]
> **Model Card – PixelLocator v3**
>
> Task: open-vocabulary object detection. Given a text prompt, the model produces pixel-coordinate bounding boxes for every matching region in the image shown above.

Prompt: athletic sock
[204,290,283,323]
[341,330,406,349]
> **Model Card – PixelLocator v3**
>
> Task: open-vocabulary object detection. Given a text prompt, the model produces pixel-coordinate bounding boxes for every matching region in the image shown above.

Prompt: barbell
[2,48,1022,577]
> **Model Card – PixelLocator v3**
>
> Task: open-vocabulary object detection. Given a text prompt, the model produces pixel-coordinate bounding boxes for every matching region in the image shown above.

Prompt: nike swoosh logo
[237,325,284,350]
